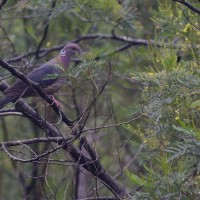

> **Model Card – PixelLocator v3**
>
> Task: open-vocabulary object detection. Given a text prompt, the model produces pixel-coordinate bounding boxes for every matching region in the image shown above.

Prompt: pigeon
[0,43,81,109]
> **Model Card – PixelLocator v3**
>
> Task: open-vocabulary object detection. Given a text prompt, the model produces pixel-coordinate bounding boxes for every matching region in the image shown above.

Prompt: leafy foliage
[0,0,200,199]
[125,1,200,199]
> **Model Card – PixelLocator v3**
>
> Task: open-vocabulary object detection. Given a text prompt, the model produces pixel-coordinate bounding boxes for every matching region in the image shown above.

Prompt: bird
[0,43,82,109]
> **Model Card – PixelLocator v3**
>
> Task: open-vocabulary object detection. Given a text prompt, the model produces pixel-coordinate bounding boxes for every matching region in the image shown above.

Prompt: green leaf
[190,100,200,108]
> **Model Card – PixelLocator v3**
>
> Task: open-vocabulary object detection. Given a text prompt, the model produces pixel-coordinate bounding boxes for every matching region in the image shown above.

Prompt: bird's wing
[4,61,64,97]
[28,62,63,87]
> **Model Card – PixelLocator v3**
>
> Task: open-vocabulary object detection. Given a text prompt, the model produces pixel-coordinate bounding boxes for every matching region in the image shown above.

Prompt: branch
[2,143,64,163]
[0,108,23,116]
[173,0,200,15]
[6,44,64,63]
[75,33,159,46]
[6,33,179,64]
[0,111,23,116]
[0,0,7,9]
[82,114,143,133]
[75,62,112,128]
[0,59,73,126]
[180,7,200,31]
[35,0,57,58]
[0,136,74,147]
[77,197,120,200]
[0,77,126,197]
[17,99,125,196]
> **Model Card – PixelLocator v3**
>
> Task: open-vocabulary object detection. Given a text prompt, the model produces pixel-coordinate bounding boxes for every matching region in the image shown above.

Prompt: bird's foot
[50,95,63,109]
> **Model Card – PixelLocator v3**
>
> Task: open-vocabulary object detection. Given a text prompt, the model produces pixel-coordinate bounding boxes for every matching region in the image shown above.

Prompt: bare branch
[0,59,73,126]
[0,111,23,116]
[6,33,180,64]
[173,0,200,15]
[0,78,127,197]
[0,136,74,147]
[77,197,120,200]
[0,0,7,9]
[35,0,57,58]
[82,114,143,134]
[1,143,64,163]
[75,33,159,46]
[180,8,200,30]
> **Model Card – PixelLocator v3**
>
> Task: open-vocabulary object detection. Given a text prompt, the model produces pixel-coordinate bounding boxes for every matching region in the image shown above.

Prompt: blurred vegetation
[0,0,200,199]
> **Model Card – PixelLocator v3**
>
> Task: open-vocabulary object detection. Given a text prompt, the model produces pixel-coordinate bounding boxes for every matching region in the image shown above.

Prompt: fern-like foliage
[127,14,200,198]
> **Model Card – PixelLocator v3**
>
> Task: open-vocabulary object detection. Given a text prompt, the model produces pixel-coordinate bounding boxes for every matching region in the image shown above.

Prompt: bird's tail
[0,96,16,109]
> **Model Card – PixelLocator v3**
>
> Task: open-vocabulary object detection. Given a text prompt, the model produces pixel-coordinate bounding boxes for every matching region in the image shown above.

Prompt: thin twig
[35,0,57,58]
[0,111,23,116]
[181,7,200,31]
[82,114,143,134]
[0,82,126,196]
[2,143,63,163]
[0,136,74,147]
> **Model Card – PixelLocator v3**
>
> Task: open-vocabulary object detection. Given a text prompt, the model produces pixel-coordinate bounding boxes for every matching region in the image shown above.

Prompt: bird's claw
[50,95,63,109]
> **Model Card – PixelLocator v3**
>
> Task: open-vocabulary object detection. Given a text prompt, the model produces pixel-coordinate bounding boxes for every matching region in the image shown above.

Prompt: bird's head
[60,43,82,57]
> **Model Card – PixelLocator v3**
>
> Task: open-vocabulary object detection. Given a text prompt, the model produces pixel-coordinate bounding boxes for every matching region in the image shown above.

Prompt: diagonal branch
[0,59,73,126]
[16,100,126,196]
[0,0,7,9]
[0,75,126,197]
[173,0,200,15]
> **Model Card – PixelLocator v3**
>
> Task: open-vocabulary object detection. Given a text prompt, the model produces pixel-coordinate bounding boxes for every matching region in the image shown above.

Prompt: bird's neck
[58,55,71,68]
